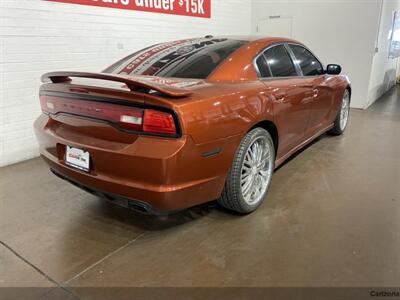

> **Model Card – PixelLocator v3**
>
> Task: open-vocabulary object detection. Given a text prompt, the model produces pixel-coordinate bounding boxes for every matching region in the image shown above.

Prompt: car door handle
[274,92,286,101]
[312,89,318,98]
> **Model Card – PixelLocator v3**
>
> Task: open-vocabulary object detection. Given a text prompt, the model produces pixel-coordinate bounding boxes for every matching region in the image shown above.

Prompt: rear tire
[329,89,350,135]
[219,128,275,214]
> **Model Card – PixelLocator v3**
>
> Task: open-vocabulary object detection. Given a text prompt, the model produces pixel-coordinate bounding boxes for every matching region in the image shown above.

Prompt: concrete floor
[1,86,400,298]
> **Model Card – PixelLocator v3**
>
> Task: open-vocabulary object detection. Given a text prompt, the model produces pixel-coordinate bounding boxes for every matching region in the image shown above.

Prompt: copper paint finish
[34,37,351,213]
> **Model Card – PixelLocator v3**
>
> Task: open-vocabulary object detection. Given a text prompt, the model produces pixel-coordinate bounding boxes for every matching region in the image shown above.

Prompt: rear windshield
[104,38,247,79]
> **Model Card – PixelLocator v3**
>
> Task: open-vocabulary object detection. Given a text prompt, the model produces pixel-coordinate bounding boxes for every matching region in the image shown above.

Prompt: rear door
[256,44,313,158]
[287,44,333,136]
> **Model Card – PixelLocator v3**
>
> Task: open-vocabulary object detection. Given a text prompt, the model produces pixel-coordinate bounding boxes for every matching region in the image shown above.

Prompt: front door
[287,44,333,136]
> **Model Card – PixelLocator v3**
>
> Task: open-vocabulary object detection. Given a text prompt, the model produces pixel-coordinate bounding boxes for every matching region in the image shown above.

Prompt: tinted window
[263,45,298,77]
[255,55,271,78]
[289,45,324,76]
[104,38,247,79]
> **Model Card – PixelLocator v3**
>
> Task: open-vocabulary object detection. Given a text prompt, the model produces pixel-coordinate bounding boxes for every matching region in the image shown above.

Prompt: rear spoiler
[41,71,193,98]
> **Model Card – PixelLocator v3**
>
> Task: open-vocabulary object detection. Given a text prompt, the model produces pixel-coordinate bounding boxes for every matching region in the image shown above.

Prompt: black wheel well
[346,86,352,98]
[250,120,279,155]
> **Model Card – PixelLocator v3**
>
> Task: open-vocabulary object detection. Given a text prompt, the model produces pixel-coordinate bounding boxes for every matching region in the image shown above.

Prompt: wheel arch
[346,85,352,100]
[249,120,279,156]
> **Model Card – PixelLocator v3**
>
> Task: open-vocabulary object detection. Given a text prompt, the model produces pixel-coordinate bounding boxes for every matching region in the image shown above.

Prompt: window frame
[286,43,325,77]
[253,42,325,80]
[254,54,272,78]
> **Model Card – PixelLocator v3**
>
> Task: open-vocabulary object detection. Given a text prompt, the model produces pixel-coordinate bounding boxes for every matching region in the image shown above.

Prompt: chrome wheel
[340,91,350,131]
[240,136,273,205]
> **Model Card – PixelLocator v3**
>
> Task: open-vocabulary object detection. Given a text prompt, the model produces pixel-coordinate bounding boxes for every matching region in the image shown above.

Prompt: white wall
[367,0,400,107]
[252,0,382,109]
[0,0,251,167]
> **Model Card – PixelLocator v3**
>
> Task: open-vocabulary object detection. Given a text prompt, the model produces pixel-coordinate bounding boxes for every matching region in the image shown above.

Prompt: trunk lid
[39,71,201,144]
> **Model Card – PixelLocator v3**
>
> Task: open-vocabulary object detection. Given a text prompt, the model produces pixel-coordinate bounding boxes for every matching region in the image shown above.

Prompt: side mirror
[326,64,342,75]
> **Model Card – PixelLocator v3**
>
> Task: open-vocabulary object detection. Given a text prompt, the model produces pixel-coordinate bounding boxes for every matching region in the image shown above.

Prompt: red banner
[45,0,211,18]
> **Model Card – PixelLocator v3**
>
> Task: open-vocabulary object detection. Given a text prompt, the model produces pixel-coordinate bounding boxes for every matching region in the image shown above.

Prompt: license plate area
[65,145,90,172]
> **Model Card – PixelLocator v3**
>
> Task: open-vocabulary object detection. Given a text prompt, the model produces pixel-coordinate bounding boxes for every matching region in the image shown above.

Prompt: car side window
[289,44,324,76]
[255,54,272,78]
[263,45,298,77]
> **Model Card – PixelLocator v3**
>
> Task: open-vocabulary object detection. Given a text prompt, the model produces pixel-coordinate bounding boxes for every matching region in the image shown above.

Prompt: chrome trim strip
[252,42,326,80]
[286,42,325,70]
[284,43,303,76]
[252,42,301,80]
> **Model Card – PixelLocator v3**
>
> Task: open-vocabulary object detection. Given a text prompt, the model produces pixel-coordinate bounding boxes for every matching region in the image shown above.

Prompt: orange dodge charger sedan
[34,36,351,214]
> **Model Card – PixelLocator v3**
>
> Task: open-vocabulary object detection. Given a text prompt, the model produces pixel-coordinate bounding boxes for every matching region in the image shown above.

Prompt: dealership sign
[45,0,211,18]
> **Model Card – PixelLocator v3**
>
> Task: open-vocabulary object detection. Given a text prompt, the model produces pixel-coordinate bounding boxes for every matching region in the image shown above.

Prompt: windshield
[104,38,247,79]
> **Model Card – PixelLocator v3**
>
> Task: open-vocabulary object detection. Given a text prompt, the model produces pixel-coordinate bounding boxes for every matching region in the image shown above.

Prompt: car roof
[210,35,301,44]
[103,36,305,81]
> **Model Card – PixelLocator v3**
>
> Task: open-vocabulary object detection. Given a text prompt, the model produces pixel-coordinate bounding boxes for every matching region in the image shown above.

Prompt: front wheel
[329,89,350,135]
[219,128,275,214]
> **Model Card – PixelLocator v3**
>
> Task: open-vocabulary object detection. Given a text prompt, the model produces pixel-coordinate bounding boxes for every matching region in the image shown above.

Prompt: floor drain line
[0,240,80,299]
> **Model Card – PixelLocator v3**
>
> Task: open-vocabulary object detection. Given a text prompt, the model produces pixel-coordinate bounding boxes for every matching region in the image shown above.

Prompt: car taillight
[40,95,177,136]
[143,109,176,135]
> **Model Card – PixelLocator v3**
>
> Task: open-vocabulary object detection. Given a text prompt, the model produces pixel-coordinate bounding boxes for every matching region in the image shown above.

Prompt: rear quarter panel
[175,81,274,144]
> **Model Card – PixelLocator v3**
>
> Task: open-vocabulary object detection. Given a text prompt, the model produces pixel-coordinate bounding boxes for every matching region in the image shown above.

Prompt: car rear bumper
[49,168,177,215]
[34,114,241,212]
